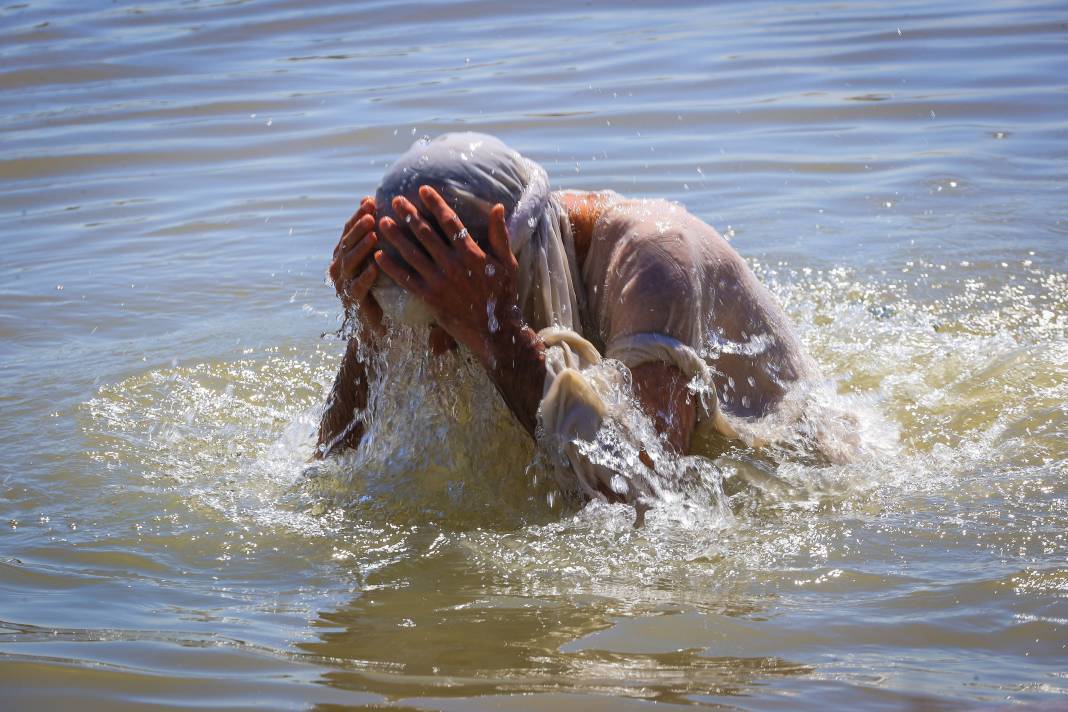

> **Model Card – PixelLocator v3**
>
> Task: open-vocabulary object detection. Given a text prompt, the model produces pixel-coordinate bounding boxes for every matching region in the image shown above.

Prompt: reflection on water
[2,0,1067,708]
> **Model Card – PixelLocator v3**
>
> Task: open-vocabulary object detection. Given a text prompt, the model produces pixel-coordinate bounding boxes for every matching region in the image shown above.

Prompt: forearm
[478,315,546,438]
[314,336,372,458]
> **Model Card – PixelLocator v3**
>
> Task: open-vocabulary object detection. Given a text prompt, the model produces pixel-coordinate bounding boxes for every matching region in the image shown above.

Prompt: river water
[2,0,1067,709]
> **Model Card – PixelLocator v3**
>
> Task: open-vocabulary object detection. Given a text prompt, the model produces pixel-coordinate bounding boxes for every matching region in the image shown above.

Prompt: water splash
[81,263,1067,595]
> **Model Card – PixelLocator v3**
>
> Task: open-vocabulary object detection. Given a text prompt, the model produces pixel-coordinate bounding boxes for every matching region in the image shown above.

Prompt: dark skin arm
[316,337,371,456]
[315,197,384,458]
[632,362,697,454]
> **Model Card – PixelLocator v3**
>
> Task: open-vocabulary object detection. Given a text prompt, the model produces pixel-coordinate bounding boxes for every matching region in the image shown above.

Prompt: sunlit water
[2,0,1067,709]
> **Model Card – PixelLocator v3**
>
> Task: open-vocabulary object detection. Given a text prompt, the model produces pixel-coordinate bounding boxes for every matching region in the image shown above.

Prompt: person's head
[371,133,584,336]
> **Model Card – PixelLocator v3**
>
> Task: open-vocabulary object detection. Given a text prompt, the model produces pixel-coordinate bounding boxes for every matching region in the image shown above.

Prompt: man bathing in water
[316,133,817,506]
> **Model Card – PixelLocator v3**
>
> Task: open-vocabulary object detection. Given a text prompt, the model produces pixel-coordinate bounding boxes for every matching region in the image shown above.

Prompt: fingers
[417,186,466,242]
[391,196,451,264]
[374,249,428,298]
[330,214,376,289]
[378,216,438,280]
[344,262,379,303]
[486,203,515,267]
[342,196,375,237]
[338,213,375,255]
[336,197,375,258]
[418,186,488,263]
[340,228,378,280]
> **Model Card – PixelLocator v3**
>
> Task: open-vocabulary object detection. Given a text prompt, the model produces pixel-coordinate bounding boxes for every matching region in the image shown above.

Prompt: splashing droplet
[486,297,499,334]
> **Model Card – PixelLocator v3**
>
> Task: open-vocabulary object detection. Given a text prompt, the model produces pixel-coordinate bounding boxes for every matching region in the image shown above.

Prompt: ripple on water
[70,261,1068,705]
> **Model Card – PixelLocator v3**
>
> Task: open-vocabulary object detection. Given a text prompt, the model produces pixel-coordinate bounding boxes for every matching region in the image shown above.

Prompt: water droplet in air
[485,264,496,277]
[486,297,499,334]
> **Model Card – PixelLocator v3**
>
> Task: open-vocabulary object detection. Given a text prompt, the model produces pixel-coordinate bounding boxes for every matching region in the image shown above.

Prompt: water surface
[2,0,1067,709]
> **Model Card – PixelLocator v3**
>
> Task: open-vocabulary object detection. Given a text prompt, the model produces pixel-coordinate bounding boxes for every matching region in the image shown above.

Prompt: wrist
[477,310,547,438]
[482,309,543,372]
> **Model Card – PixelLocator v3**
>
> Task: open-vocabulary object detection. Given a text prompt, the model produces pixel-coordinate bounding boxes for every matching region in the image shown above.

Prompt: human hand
[328,196,384,336]
[375,186,521,364]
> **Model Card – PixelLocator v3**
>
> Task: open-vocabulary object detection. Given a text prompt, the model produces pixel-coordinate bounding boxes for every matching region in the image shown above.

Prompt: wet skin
[317,188,698,466]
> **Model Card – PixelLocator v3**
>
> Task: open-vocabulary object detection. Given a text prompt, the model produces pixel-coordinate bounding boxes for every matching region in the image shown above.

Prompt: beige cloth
[366,134,812,505]
[537,193,814,499]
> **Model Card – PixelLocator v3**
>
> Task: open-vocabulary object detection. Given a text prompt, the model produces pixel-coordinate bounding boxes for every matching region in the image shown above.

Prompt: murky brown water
[2,0,1067,709]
